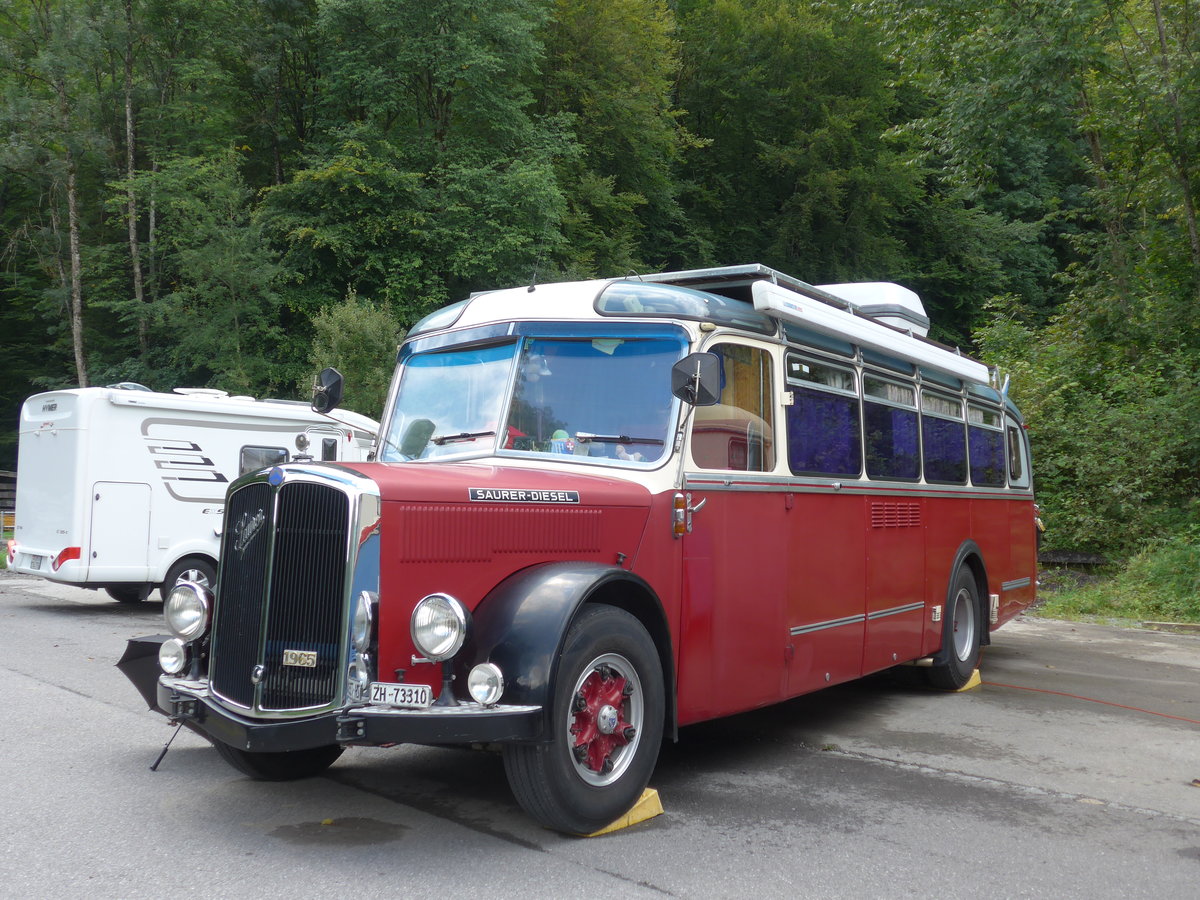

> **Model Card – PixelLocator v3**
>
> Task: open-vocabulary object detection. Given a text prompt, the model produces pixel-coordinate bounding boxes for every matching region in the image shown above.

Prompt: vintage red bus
[136,264,1038,834]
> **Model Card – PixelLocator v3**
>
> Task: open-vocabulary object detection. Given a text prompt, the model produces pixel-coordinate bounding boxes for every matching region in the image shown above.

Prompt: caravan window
[240,446,288,476]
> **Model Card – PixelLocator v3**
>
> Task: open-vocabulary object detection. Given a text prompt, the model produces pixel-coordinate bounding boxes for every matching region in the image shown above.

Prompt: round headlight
[159,638,188,675]
[410,593,469,662]
[352,590,376,653]
[467,663,504,707]
[164,582,211,641]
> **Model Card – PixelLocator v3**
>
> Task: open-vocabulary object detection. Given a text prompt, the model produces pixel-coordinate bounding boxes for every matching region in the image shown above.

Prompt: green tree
[127,152,292,393]
[305,287,404,418]
[677,1,920,282]
[537,0,701,274]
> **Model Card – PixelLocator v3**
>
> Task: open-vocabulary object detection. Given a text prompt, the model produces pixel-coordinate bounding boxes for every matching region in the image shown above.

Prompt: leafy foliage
[2,0,1199,575]
[304,287,404,419]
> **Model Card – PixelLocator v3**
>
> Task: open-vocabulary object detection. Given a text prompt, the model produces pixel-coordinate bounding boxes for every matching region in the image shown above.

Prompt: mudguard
[459,561,674,742]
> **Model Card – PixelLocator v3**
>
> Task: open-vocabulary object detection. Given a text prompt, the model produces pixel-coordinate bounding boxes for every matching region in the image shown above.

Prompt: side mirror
[671,352,722,407]
[312,367,344,414]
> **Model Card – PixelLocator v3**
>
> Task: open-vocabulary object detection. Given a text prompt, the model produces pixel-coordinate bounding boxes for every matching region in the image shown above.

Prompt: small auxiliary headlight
[159,638,188,675]
[164,582,211,641]
[352,590,376,653]
[467,663,504,707]
[410,593,469,662]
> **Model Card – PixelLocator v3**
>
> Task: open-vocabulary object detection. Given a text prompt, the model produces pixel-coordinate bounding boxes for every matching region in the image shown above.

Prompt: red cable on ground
[981,680,1200,726]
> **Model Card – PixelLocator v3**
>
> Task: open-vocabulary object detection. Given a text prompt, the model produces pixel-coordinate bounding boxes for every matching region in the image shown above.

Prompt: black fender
[930,540,991,666]
[459,561,676,743]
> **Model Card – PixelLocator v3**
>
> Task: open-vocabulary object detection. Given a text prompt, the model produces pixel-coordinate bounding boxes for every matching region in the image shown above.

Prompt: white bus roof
[433,264,992,387]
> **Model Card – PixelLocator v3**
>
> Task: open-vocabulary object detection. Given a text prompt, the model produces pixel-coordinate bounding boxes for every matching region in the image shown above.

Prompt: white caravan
[6,385,377,602]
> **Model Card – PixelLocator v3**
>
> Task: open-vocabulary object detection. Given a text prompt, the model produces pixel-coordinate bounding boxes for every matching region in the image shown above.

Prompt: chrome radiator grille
[210,479,351,712]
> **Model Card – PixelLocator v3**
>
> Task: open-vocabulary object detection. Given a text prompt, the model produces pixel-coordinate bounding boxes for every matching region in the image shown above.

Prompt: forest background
[2,0,1199,594]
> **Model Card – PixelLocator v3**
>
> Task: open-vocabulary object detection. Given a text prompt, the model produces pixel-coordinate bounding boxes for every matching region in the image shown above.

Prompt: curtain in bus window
[692,344,775,471]
[864,402,919,480]
[969,425,1006,486]
[923,417,967,484]
[787,387,861,476]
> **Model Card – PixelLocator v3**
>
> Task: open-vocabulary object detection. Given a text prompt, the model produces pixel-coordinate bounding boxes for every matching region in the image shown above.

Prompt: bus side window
[691,344,775,472]
[921,391,967,484]
[1007,419,1031,488]
[785,354,861,477]
[968,405,1006,486]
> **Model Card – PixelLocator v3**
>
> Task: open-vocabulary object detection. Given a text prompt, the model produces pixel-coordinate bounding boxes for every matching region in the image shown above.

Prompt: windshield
[378,342,516,461]
[379,334,684,465]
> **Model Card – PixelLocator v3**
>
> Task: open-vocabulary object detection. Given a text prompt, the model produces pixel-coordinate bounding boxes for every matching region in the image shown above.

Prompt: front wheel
[503,604,664,835]
[927,567,982,690]
[161,556,216,602]
[212,742,343,781]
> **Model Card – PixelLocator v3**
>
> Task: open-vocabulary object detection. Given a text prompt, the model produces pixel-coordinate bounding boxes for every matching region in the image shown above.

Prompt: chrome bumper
[157,676,543,752]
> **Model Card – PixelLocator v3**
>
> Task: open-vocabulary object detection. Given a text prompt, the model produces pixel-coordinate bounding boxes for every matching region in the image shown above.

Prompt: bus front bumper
[155,676,543,753]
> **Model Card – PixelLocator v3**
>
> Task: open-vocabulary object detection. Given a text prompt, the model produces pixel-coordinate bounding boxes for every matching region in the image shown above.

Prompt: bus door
[677,343,788,721]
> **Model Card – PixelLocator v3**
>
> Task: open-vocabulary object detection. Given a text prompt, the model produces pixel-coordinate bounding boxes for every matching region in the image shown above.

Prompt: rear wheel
[161,556,216,601]
[927,567,982,690]
[212,742,343,781]
[503,604,664,835]
[106,584,151,604]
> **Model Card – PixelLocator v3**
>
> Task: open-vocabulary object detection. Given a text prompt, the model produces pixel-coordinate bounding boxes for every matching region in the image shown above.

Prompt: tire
[106,584,151,604]
[503,604,665,835]
[212,741,343,781]
[161,556,216,602]
[927,567,982,690]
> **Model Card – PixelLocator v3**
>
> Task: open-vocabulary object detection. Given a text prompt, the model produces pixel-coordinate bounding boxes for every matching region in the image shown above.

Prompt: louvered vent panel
[870,501,922,529]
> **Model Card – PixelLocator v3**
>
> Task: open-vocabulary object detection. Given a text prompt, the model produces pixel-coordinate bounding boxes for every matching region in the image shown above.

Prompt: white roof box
[815,282,929,338]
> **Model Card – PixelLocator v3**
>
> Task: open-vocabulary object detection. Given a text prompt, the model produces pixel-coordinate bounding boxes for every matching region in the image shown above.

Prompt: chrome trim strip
[683,472,1034,500]
[867,602,926,621]
[790,614,866,636]
[1001,577,1032,592]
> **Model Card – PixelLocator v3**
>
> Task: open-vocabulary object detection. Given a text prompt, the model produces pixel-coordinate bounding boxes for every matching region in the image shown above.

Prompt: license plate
[369,681,432,709]
[29,555,42,571]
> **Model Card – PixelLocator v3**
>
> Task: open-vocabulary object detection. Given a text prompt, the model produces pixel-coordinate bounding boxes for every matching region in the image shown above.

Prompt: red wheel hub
[569,666,635,774]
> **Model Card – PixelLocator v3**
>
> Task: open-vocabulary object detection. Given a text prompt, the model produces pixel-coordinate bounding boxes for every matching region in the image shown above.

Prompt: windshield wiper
[575,432,665,446]
[429,430,496,446]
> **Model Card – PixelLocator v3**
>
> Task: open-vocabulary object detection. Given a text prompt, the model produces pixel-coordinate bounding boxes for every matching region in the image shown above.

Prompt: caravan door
[88,482,151,580]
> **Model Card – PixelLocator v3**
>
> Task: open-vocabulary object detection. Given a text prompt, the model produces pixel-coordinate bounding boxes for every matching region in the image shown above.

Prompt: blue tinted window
[865,403,919,480]
[969,425,1006,486]
[787,387,862,476]
[923,417,966,484]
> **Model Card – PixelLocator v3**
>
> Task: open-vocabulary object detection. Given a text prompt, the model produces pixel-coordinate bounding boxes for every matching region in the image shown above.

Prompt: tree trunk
[66,148,88,388]
[55,71,88,387]
[124,0,147,353]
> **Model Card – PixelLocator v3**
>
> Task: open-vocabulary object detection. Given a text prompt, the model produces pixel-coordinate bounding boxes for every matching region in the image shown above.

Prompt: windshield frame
[378,322,690,470]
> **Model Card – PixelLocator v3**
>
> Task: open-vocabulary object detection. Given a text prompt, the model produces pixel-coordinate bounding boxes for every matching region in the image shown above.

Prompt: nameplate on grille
[282,649,318,668]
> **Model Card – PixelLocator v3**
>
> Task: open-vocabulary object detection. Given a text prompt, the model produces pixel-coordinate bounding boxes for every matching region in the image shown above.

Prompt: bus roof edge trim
[751,281,990,384]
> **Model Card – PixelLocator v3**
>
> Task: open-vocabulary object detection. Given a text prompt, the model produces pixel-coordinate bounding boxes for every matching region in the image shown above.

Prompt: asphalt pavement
[1,570,1196,899]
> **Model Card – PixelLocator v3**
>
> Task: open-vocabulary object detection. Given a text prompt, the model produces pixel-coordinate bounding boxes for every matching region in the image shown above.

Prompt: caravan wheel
[106,585,151,604]
[162,557,216,602]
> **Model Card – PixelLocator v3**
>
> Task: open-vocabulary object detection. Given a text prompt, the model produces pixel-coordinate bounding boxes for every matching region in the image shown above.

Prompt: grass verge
[1034,532,1200,625]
